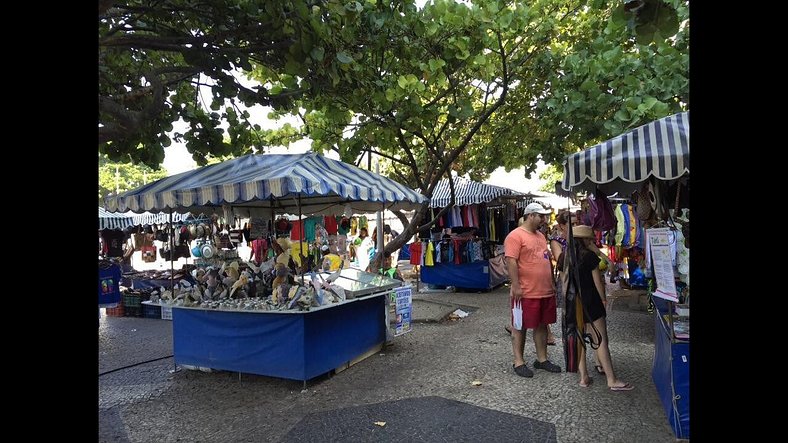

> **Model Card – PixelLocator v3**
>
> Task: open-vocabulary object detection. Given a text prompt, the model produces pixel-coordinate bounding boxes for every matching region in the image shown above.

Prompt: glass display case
[316,268,402,298]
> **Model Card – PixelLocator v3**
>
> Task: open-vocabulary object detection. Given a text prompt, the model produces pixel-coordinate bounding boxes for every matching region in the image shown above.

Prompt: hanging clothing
[324,216,338,235]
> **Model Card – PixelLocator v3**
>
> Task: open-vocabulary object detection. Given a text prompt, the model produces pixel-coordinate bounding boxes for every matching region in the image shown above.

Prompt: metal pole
[298,193,304,284]
[169,208,176,373]
[375,161,391,342]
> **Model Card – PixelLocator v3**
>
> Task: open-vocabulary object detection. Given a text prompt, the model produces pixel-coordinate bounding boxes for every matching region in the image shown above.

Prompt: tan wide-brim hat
[572,225,595,239]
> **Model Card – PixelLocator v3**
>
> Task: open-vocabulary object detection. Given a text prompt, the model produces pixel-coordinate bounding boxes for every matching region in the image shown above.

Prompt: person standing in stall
[249,235,268,266]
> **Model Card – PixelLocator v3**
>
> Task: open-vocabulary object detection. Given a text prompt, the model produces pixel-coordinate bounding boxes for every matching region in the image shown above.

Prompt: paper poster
[647,228,678,302]
[394,286,412,336]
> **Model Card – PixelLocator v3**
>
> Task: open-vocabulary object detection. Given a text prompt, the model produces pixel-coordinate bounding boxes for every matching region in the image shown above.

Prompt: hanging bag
[141,245,157,263]
[588,189,616,232]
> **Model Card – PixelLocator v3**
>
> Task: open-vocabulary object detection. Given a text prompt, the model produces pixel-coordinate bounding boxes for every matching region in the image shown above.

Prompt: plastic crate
[161,305,173,320]
[142,303,162,319]
[123,293,142,308]
[106,305,125,317]
[124,306,142,317]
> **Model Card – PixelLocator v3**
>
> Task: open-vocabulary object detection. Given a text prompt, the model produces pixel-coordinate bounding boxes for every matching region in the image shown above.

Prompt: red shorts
[511,296,557,329]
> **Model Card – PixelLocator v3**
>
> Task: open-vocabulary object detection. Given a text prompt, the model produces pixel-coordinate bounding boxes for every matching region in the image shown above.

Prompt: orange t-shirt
[504,228,554,298]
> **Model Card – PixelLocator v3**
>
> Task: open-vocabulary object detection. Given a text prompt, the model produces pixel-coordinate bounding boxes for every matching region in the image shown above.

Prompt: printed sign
[393,285,413,336]
[647,228,678,302]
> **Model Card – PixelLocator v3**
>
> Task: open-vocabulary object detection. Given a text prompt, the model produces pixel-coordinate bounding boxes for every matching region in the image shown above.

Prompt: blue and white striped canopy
[105,152,427,215]
[429,176,522,208]
[98,207,135,230]
[130,211,191,225]
[99,207,191,230]
[561,112,689,191]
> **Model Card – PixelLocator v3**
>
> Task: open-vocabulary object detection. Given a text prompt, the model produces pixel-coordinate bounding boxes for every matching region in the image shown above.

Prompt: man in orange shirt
[504,203,562,378]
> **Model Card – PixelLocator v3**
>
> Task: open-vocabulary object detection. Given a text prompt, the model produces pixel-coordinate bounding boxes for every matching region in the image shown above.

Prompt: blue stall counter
[172,292,387,382]
[651,297,690,439]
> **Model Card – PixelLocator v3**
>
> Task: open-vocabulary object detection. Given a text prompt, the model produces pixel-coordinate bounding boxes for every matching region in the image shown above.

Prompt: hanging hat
[572,225,595,239]
[201,243,215,258]
[321,245,330,253]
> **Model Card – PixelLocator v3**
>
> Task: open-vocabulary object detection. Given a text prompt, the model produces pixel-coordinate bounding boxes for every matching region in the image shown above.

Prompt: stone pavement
[99,285,679,442]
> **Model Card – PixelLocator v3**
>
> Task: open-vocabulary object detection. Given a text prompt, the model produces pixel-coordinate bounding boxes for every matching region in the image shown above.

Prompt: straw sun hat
[572,225,595,239]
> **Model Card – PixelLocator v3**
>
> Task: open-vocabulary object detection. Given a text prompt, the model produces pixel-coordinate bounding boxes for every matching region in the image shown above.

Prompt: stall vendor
[379,252,403,281]
[321,245,342,271]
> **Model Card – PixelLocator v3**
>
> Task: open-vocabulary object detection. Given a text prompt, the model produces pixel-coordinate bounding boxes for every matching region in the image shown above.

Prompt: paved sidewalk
[99,285,678,442]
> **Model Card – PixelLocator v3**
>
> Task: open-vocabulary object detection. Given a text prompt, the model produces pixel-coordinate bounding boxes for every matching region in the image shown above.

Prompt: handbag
[141,245,157,263]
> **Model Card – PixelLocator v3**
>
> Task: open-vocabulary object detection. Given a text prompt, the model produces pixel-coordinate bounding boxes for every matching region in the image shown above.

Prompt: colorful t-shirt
[504,228,554,298]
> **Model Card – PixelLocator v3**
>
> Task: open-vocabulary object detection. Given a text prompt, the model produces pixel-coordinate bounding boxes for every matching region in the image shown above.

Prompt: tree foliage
[98,0,688,267]
[98,154,169,205]
[258,0,688,263]
[99,0,366,168]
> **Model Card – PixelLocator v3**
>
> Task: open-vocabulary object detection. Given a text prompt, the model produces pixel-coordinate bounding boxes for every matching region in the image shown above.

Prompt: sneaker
[513,364,534,378]
[533,359,562,373]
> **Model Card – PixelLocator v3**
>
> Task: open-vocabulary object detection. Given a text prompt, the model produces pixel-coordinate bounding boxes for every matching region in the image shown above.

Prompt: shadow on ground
[281,396,556,443]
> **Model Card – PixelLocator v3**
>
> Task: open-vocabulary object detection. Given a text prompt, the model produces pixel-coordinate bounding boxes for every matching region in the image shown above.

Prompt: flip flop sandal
[609,383,634,391]
[547,339,557,346]
[594,365,605,375]
[579,378,593,388]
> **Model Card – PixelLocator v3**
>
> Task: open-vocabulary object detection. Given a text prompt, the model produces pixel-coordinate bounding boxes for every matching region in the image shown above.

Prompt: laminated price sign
[393,286,412,336]
[647,228,678,302]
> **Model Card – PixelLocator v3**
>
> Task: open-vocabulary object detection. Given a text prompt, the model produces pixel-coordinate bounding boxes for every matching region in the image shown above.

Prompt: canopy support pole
[298,193,304,284]
[168,208,176,373]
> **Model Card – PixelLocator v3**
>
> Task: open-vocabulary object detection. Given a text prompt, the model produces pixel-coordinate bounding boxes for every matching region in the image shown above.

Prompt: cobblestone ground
[98,286,678,442]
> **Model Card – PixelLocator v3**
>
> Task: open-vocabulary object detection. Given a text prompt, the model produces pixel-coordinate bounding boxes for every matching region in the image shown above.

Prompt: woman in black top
[569,225,633,391]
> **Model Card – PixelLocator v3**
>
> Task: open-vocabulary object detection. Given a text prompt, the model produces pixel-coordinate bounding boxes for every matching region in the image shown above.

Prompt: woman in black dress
[570,225,633,391]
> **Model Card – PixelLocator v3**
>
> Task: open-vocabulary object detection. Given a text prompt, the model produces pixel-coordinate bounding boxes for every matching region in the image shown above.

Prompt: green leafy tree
[99,0,363,168]
[258,0,688,268]
[99,154,169,205]
[537,164,564,193]
[98,0,688,268]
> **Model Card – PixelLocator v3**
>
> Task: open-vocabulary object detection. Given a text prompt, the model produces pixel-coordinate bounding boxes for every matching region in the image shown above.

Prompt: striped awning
[129,211,191,225]
[561,112,689,191]
[98,207,135,230]
[429,176,522,208]
[105,152,427,215]
[99,208,191,230]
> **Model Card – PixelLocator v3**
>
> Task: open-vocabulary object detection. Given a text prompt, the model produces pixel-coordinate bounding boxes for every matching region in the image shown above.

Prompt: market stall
[171,269,402,382]
[105,152,426,382]
[561,111,689,438]
[418,176,520,290]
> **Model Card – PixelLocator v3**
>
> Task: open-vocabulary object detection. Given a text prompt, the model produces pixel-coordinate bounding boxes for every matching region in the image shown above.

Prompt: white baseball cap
[321,245,330,252]
[523,203,551,215]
